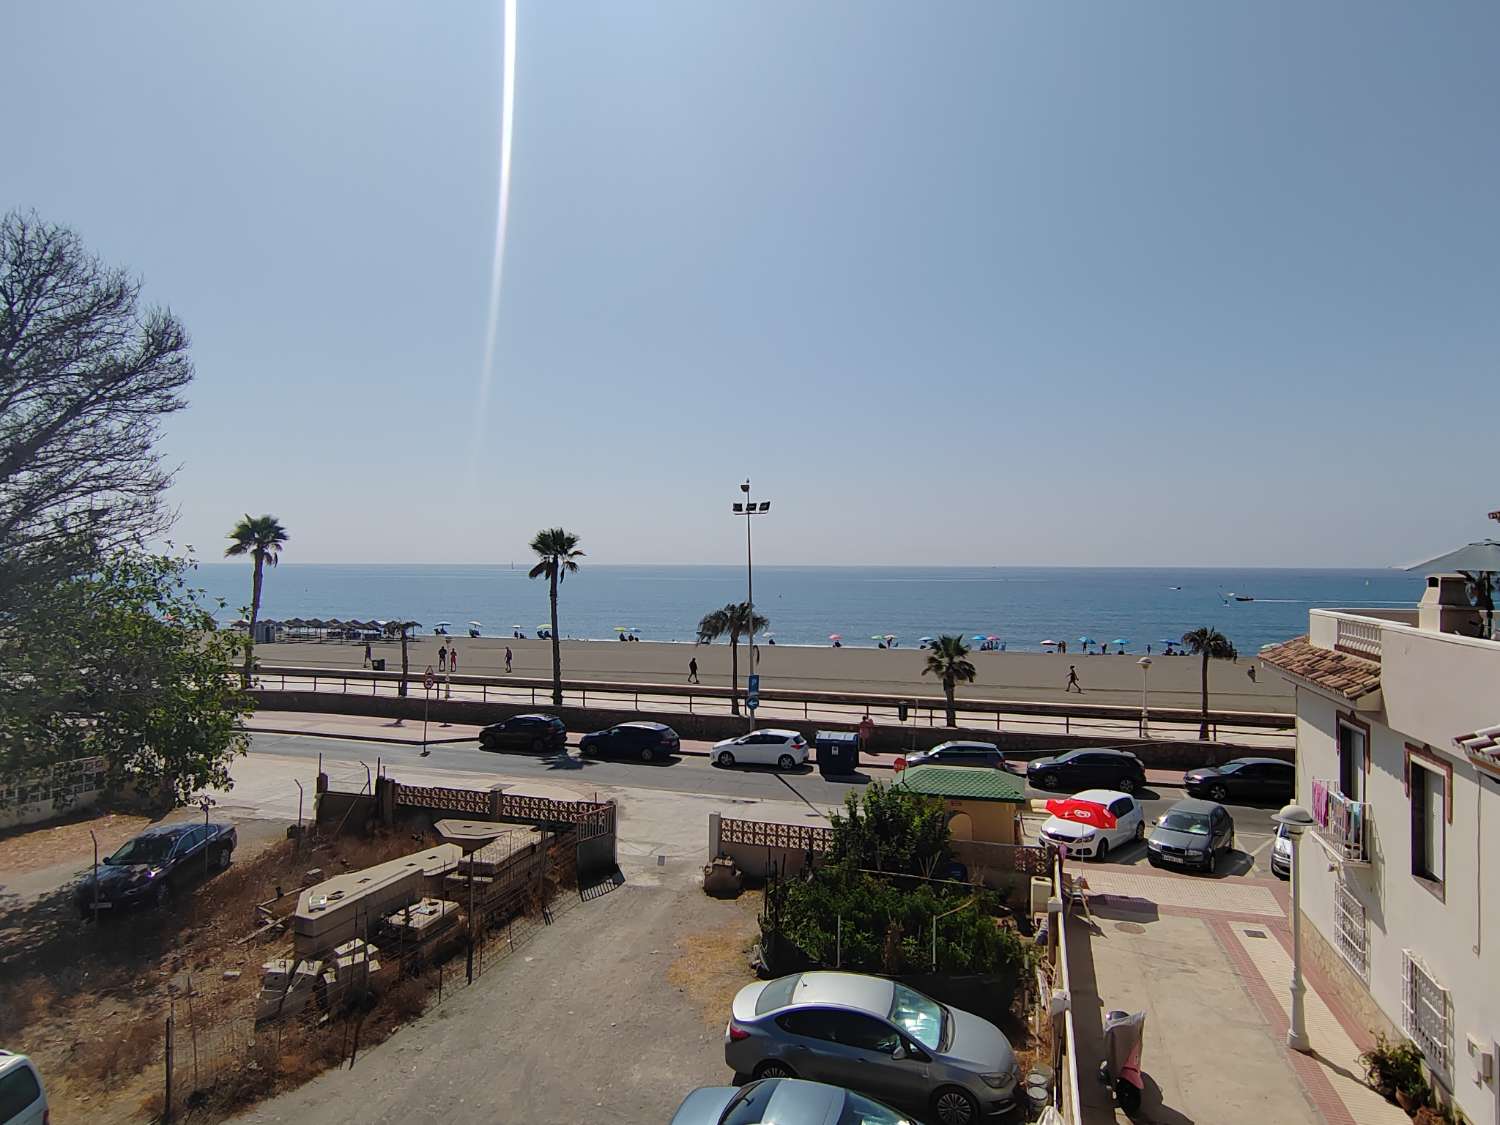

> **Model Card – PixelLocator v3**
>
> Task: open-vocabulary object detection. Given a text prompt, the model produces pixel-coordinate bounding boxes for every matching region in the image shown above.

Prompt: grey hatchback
[1146,798,1236,873]
[670,1078,914,1125]
[725,971,1018,1125]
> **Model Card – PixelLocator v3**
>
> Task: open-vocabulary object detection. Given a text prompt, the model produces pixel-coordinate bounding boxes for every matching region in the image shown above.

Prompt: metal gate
[576,801,617,882]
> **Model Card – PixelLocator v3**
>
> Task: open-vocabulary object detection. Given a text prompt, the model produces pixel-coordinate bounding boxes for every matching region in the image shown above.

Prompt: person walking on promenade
[504,646,513,673]
[1066,665,1082,693]
[858,713,875,753]
[437,643,448,673]
[688,657,700,684]
[1247,665,1256,683]
[449,648,459,674]
[363,641,372,667]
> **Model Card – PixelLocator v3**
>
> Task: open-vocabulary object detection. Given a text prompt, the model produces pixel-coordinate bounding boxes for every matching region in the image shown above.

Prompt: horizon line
[191,560,1413,572]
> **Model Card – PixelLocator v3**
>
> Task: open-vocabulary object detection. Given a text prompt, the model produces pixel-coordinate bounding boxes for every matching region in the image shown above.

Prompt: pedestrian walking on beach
[858,713,875,753]
[437,643,448,673]
[1066,665,1082,693]
[363,641,372,667]
[1247,665,1256,683]
[688,657,699,684]
[504,646,513,673]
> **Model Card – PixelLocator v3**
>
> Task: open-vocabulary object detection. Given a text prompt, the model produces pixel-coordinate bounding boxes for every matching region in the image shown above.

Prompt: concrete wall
[943,799,1021,846]
[1294,687,1500,1125]
[0,757,108,830]
[254,689,1280,767]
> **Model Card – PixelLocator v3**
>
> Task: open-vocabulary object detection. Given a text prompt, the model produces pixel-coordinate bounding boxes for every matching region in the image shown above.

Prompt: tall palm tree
[224,514,288,686]
[922,634,976,727]
[697,602,768,717]
[383,620,419,697]
[528,528,584,706]
[1181,626,1236,740]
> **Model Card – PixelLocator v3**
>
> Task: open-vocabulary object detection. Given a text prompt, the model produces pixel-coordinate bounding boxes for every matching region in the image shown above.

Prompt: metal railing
[1335,617,1382,660]
[250,663,1295,747]
[1316,786,1370,864]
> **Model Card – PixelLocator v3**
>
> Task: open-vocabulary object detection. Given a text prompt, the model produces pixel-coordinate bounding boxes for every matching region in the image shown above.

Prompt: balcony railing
[1314,783,1370,864]
[1334,617,1382,660]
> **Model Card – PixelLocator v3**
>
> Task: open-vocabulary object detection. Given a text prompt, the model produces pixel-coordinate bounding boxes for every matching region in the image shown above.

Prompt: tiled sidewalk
[1070,865,1406,1125]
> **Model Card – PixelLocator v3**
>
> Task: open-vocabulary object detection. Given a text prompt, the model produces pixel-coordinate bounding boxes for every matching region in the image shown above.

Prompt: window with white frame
[1401,951,1451,1073]
[1333,880,1367,982]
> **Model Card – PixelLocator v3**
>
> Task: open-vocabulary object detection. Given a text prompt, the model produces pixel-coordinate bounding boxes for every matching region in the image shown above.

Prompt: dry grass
[0,811,156,876]
[72,1018,161,1083]
[666,891,762,1028]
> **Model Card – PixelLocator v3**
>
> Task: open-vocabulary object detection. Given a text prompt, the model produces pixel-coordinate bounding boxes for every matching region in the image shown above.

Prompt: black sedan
[76,822,237,917]
[579,721,680,763]
[1146,799,1236,873]
[479,713,568,754]
[899,740,1006,770]
[1183,757,1294,804]
[1027,748,1147,793]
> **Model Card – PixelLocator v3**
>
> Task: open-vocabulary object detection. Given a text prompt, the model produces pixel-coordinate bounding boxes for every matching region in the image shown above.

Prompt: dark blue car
[76,821,237,917]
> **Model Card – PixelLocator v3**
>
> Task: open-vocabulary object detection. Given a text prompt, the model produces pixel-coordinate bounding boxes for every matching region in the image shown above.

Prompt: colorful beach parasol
[972,634,986,642]
[1045,797,1117,829]
[829,634,842,641]
[1079,636,1095,645]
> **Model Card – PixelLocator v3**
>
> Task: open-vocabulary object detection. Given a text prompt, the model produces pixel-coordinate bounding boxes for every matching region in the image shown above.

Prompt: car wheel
[777,754,795,770]
[717,751,735,767]
[1207,848,1218,874]
[1117,776,1139,794]
[1095,839,1110,862]
[932,1085,980,1125]
[153,881,172,909]
[1134,821,1146,841]
[531,737,545,753]
[1209,783,1229,802]
[216,845,233,871]
[753,1060,796,1080]
[640,746,656,763]
[1041,771,1060,790]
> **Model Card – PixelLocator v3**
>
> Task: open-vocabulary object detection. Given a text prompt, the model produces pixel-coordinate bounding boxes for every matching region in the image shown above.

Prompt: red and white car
[1038,789,1145,861]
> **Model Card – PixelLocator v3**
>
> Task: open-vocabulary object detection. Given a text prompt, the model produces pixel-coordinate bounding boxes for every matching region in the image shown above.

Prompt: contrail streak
[471,0,517,476]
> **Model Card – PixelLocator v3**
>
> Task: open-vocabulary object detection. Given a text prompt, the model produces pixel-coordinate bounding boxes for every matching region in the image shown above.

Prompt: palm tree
[383,620,419,697]
[224,514,288,686]
[1181,626,1236,740]
[922,634,976,727]
[528,528,584,706]
[697,602,768,717]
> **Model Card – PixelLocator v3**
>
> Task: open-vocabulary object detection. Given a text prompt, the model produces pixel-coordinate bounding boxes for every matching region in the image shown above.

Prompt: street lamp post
[1136,656,1153,736]
[1272,803,1316,1052]
[733,480,771,727]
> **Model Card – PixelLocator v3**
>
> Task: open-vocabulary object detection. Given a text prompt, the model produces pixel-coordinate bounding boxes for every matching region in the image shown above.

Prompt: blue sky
[4,3,1497,567]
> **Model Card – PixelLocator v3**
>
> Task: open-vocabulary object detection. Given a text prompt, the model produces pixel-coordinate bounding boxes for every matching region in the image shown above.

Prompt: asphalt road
[247,731,1284,877]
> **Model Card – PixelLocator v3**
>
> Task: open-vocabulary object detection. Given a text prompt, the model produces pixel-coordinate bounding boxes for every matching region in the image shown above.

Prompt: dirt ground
[0,821,424,1125]
[235,874,763,1125]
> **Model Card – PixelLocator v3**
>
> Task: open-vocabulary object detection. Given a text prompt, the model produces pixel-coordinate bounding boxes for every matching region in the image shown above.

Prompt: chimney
[1418,573,1483,636]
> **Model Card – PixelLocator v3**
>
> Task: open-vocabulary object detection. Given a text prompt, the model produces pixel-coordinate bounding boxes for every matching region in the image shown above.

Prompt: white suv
[713,729,809,770]
[1039,789,1145,861]
[0,1052,47,1125]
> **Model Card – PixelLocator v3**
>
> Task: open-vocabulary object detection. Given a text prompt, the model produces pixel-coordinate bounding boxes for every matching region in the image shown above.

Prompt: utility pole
[733,480,771,725]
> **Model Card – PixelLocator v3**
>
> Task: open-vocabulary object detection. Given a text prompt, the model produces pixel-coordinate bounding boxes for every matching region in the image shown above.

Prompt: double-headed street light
[733,480,771,724]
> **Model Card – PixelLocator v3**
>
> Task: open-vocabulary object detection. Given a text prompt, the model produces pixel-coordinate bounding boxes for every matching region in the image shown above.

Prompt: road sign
[424,670,436,691]
[746,674,760,710]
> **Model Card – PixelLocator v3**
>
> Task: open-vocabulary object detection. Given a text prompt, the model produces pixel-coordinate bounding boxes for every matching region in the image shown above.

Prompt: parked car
[75,821,237,917]
[578,721,680,762]
[1038,789,1145,860]
[1026,749,1146,794]
[1182,757,1295,804]
[670,1078,915,1125]
[714,729,809,770]
[0,1051,47,1125]
[726,971,1019,1125]
[1146,799,1236,873]
[1271,823,1291,880]
[478,713,567,754]
[896,741,1005,772]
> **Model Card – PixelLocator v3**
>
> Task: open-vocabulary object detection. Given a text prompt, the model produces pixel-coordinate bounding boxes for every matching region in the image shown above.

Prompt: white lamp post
[1272,802,1316,1052]
[1136,656,1153,736]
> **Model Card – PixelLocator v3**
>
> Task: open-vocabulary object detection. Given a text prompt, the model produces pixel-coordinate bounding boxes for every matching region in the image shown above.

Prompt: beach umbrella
[987,635,1000,641]
[615,626,629,632]
[1040,639,1059,646]
[829,633,842,641]
[435,621,452,627]
[918,636,933,643]
[1159,639,1175,645]
[1045,797,1118,829]
[972,634,986,642]
[1078,635,1094,644]
[1404,539,1500,574]
[537,624,550,630]
[469,621,483,627]
[1112,638,1129,646]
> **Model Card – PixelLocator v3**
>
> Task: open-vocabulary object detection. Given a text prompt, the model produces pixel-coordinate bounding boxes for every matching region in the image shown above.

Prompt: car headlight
[980,1071,1015,1090]
[1078,830,1096,841]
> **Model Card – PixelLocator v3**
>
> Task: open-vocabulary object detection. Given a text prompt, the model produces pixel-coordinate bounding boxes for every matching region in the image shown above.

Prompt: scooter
[1098,1009,1146,1115]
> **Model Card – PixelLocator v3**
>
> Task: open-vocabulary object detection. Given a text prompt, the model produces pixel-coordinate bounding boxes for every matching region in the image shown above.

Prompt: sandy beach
[252,634,1291,714]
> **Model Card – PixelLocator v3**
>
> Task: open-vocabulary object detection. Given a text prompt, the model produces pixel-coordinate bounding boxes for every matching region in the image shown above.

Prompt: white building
[1262,573,1500,1125]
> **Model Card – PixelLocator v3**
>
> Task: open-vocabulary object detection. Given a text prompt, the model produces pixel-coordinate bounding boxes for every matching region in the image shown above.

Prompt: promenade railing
[250,663,1293,747]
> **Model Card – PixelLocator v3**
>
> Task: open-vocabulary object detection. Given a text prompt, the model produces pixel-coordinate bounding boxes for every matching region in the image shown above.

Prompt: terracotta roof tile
[1259,636,1381,700]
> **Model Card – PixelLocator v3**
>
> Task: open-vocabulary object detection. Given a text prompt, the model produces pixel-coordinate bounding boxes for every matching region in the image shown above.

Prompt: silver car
[725,971,1019,1125]
[670,1077,914,1125]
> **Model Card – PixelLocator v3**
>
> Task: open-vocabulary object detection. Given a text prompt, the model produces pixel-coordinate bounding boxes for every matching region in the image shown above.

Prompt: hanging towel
[1311,779,1329,827]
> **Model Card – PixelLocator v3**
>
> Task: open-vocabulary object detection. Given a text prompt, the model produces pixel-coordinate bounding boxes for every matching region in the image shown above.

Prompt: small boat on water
[1227,592,1255,602]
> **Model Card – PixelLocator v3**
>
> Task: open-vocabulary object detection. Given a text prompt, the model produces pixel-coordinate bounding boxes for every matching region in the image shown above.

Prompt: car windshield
[106,835,176,865]
[1159,810,1211,835]
[1217,762,1245,774]
[838,1092,917,1125]
[888,983,945,1051]
[754,975,800,1014]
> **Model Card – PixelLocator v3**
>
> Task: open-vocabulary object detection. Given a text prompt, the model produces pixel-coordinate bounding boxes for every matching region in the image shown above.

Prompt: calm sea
[190,564,1422,655]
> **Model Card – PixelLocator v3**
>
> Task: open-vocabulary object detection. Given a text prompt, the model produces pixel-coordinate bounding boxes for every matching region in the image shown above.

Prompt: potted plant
[1360,1034,1426,1104]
